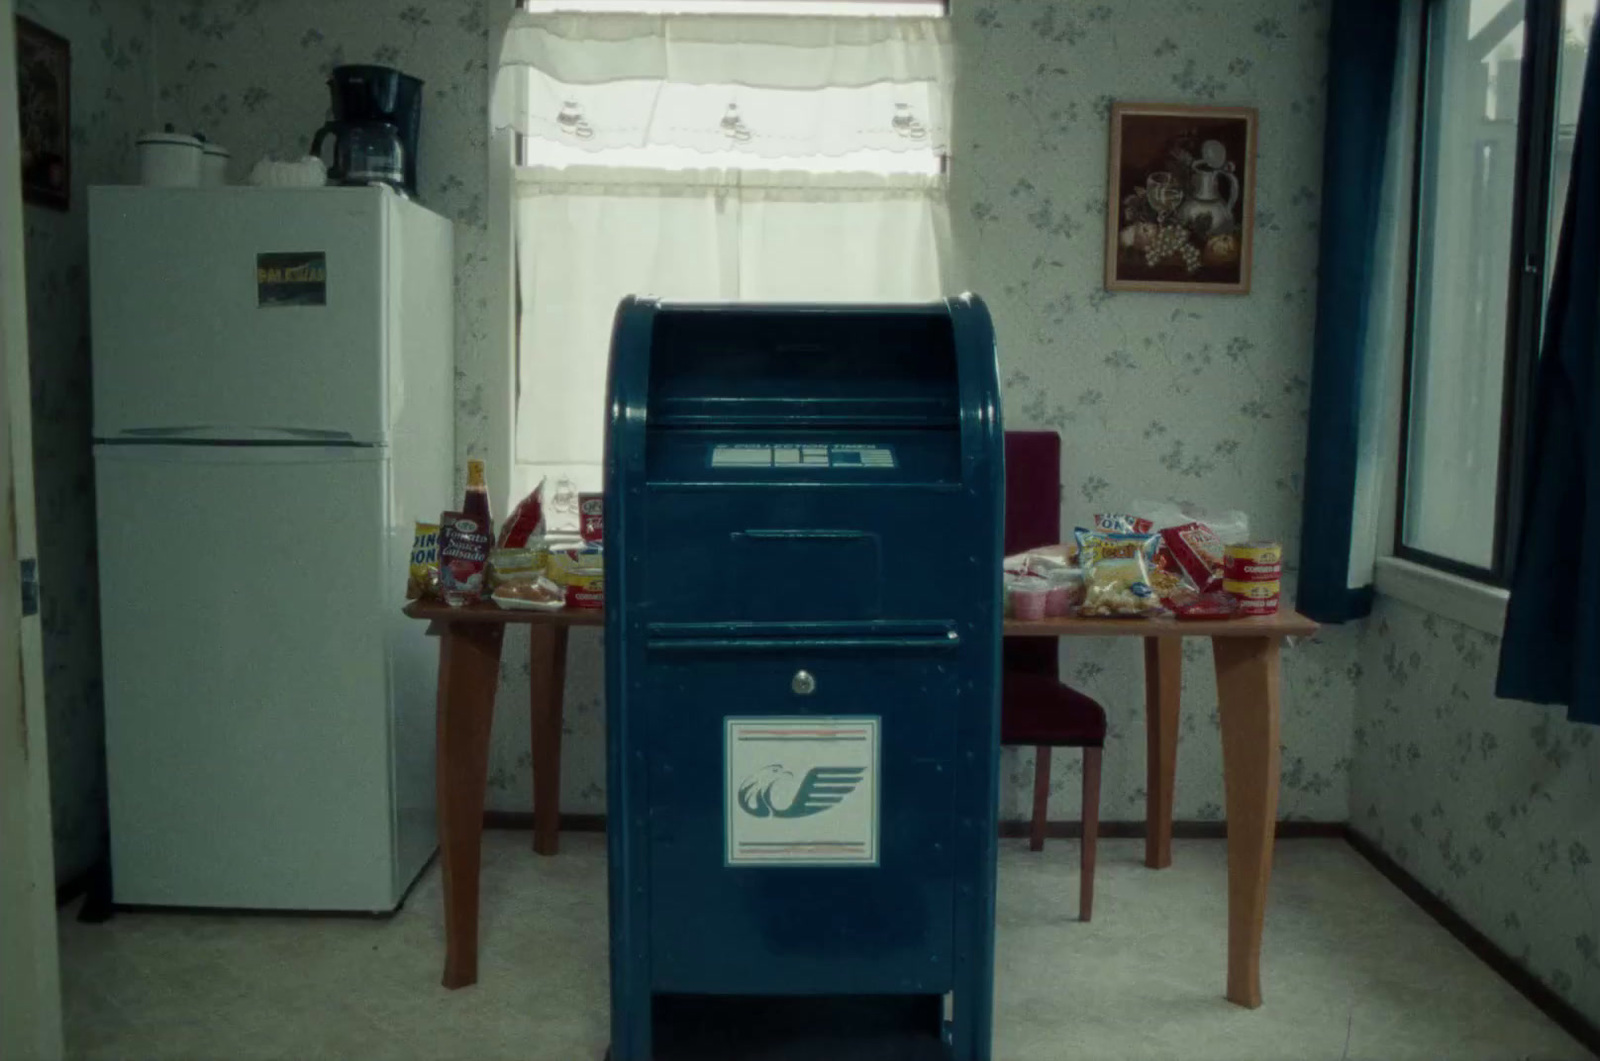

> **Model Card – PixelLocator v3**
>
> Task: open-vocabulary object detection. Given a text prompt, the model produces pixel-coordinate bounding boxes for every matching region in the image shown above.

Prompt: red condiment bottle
[462,459,492,540]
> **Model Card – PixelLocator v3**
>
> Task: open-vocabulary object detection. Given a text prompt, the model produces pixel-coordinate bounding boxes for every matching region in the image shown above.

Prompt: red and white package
[497,478,547,550]
[1093,513,1154,535]
[1161,521,1225,594]
[438,510,491,606]
[579,493,603,544]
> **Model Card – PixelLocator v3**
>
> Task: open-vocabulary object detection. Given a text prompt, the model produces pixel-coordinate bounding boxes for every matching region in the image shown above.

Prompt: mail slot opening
[642,305,964,486]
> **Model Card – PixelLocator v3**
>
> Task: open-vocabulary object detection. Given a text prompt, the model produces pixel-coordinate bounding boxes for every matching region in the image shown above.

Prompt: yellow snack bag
[1074,528,1166,618]
[407,521,440,600]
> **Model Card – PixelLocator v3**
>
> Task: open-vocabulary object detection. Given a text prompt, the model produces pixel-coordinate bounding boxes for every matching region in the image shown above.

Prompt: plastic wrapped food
[1074,528,1166,618]
[406,521,440,600]
[1003,543,1078,577]
[491,574,565,611]
[498,478,547,550]
[1168,590,1240,621]
[488,543,549,589]
[547,542,604,609]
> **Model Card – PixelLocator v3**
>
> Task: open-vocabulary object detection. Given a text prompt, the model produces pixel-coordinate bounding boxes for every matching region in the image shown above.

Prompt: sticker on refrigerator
[709,443,896,470]
[257,252,327,307]
[725,716,879,867]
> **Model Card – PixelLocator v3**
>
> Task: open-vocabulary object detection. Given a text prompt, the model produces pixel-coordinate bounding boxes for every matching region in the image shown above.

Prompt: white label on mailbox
[725,716,880,867]
[710,443,896,469]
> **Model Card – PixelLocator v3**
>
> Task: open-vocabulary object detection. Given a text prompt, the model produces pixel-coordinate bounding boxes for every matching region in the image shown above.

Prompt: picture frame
[1105,102,1257,295]
[15,15,71,211]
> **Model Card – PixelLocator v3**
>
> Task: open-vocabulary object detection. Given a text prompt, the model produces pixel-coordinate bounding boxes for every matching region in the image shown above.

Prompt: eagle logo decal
[736,764,866,819]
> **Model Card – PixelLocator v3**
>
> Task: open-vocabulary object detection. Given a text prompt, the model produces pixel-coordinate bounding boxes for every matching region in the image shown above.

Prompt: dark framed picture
[15,15,70,211]
[1105,102,1257,294]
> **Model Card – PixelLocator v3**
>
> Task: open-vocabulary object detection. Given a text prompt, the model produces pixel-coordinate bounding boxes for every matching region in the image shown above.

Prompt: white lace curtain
[494,12,954,499]
[493,11,952,164]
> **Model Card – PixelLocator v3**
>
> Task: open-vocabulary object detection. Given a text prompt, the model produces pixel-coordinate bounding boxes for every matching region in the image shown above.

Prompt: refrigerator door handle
[107,426,359,444]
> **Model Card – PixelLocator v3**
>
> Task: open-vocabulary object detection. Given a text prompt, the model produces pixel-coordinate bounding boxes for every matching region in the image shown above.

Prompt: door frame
[0,0,67,1056]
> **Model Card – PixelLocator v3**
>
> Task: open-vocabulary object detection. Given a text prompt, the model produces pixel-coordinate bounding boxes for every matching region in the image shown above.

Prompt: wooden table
[406,600,1316,1006]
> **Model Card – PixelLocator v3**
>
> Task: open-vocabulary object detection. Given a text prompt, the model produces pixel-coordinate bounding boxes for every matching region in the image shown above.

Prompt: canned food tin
[1223,541,1283,581]
[1237,595,1280,616]
[1223,579,1281,600]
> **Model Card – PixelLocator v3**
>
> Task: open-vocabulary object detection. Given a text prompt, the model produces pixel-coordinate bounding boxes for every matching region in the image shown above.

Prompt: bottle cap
[467,459,486,487]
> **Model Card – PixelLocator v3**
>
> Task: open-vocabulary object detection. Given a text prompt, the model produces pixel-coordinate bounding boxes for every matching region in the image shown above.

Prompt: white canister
[200,142,230,186]
[137,130,203,187]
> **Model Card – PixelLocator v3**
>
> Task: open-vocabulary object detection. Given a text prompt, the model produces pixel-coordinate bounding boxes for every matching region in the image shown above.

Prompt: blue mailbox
[604,297,1004,1061]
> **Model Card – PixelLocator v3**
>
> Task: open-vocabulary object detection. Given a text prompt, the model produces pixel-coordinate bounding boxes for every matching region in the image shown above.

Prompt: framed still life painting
[1105,102,1257,294]
[15,15,71,211]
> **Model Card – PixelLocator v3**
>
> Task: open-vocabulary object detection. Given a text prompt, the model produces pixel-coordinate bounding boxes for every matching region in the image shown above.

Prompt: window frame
[1395,0,1567,585]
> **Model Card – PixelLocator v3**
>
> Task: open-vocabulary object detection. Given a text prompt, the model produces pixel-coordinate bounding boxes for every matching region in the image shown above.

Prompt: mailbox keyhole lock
[791,670,816,696]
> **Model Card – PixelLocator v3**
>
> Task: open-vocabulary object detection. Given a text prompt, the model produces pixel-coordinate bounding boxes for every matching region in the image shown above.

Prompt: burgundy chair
[1003,431,1106,922]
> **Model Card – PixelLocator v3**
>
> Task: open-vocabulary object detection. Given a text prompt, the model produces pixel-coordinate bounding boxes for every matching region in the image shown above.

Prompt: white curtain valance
[493,11,952,160]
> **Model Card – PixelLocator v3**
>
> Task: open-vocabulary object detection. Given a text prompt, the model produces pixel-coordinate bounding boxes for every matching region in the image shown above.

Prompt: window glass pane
[1547,0,1595,289]
[1403,0,1523,569]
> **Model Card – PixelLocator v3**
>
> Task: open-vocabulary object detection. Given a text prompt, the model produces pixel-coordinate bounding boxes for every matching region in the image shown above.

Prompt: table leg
[529,624,569,857]
[1143,636,1182,869]
[436,622,504,990]
[1212,635,1282,1009]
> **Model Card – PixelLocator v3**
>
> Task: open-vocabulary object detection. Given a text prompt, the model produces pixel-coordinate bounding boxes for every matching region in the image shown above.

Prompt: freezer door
[89,186,391,444]
[96,444,411,911]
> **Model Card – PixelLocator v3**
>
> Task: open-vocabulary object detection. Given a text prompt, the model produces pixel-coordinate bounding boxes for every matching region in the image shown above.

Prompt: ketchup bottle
[463,459,492,540]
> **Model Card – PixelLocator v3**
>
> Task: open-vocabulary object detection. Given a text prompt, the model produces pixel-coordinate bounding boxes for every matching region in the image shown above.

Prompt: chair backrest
[1004,431,1061,676]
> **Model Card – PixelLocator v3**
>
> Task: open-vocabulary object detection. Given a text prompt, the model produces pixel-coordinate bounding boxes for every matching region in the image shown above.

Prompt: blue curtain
[1497,29,1600,725]
[1296,0,1403,624]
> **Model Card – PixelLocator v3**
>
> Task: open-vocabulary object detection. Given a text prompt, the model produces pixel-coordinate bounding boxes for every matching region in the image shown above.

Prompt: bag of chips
[1074,528,1166,618]
[1092,513,1154,535]
[406,521,440,600]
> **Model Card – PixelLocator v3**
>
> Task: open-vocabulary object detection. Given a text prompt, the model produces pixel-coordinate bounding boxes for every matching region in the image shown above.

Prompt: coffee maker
[310,65,423,198]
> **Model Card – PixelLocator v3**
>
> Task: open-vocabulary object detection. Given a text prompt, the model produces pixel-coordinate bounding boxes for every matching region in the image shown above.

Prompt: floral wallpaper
[18,0,154,883]
[947,0,1354,825]
[1351,595,1600,1029]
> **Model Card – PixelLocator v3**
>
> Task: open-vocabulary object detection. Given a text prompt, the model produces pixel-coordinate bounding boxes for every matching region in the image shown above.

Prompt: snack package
[547,542,604,609]
[406,521,440,600]
[578,493,603,544]
[1074,528,1166,618]
[1168,589,1240,621]
[497,478,547,550]
[1092,513,1155,535]
[491,574,565,611]
[1161,521,1225,594]
[488,543,549,589]
[438,510,492,606]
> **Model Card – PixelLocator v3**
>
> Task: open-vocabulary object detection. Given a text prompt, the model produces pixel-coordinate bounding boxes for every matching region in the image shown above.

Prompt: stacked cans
[1223,542,1282,616]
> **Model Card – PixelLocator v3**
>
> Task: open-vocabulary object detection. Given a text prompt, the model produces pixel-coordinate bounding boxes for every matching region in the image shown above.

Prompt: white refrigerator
[89,186,452,911]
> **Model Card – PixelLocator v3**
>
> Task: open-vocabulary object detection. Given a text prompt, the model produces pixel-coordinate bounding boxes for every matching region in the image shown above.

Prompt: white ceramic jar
[200,142,230,186]
[137,130,203,187]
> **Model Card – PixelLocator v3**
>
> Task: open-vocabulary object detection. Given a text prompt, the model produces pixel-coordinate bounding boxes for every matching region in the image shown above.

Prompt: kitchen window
[497,0,953,508]
[1397,0,1593,582]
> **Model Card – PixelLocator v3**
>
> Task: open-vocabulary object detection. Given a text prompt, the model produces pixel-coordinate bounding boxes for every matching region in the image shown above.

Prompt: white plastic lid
[202,142,229,157]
